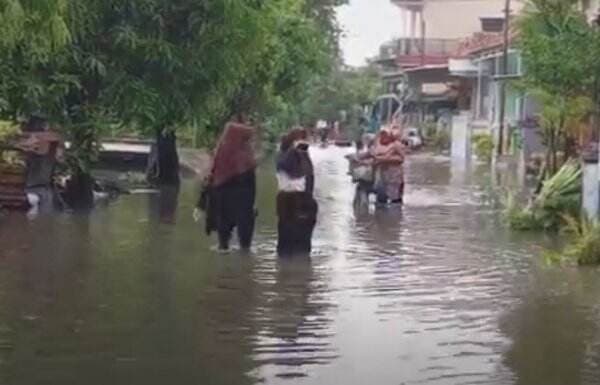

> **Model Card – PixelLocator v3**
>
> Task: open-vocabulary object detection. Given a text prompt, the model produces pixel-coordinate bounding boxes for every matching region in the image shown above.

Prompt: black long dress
[276,149,318,257]
[200,170,256,250]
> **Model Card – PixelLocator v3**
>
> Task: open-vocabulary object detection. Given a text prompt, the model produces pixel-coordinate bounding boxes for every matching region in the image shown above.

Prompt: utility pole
[497,0,510,156]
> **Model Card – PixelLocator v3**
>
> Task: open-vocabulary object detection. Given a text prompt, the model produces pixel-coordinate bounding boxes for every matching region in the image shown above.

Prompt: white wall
[422,0,524,39]
[583,0,600,21]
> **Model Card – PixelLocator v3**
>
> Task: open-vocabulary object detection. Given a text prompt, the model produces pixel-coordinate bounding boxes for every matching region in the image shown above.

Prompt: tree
[518,0,600,173]
[219,0,346,144]
[297,66,380,131]
[0,0,345,201]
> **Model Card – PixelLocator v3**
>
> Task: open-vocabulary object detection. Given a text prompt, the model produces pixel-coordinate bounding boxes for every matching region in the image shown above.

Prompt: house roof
[403,64,449,73]
[453,29,519,58]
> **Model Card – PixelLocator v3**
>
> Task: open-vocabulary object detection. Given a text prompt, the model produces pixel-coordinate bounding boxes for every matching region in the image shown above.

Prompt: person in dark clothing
[197,116,257,251]
[17,114,64,213]
[276,128,318,257]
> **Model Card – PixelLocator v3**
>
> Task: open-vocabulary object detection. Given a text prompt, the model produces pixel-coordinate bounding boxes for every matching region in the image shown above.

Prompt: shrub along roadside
[544,216,600,266]
[472,133,494,163]
[504,159,582,231]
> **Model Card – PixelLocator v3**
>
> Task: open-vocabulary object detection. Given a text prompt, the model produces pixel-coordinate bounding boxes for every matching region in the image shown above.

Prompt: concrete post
[450,113,472,187]
[451,112,471,161]
[583,153,599,220]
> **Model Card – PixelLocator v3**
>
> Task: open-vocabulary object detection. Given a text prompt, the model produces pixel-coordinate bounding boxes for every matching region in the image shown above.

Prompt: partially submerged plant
[547,215,600,265]
[504,192,538,230]
[505,159,582,231]
[472,133,494,163]
[429,129,450,153]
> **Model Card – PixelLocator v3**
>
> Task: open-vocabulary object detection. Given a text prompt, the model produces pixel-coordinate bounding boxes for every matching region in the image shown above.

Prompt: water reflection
[1,148,600,385]
[148,185,180,224]
[252,256,337,381]
[1,215,93,384]
[194,254,260,385]
[501,268,600,385]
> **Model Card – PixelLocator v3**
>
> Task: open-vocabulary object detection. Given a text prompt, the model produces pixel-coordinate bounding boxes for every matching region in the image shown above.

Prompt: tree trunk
[564,134,577,160]
[548,127,558,175]
[148,129,180,186]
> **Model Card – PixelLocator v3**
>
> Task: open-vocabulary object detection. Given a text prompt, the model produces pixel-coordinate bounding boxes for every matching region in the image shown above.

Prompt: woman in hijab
[372,127,406,205]
[197,114,257,251]
[276,128,318,257]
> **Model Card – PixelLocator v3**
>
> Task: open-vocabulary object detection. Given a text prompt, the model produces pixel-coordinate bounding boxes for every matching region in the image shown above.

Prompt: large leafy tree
[518,0,600,173]
[0,0,343,199]
[77,0,274,185]
[519,0,596,97]
[297,66,380,128]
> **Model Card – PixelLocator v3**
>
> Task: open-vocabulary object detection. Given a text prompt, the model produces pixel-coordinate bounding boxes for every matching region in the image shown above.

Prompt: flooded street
[2,146,600,385]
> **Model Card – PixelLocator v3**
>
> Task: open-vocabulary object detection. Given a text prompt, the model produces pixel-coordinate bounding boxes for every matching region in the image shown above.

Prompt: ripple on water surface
[1,147,600,385]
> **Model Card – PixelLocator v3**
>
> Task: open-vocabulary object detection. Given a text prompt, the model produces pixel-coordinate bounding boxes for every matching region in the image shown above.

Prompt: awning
[449,58,478,77]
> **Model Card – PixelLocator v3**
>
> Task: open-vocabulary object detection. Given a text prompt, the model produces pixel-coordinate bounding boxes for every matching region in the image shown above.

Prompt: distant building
[448,27,544,158]
[372,0,525,125]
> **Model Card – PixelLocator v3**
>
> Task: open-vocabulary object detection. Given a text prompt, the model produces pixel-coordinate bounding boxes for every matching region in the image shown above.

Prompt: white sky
[337,0,403,67]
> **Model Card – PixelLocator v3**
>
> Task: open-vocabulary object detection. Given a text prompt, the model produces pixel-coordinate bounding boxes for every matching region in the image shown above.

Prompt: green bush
[429,129,450,153]
[546,216,600,265]
[505,159,582,231]
[0,121,19,143]
[421,121,438,139]
[0,121,23,166]
[472,133,494,163]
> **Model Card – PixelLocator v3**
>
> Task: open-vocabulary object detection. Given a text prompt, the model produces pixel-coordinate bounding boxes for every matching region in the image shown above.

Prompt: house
[448,19,546,160]
[450,1,600,159]
[373,0,525,126]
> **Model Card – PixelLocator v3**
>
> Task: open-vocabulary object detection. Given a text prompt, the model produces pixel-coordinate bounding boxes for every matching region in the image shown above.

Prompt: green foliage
[303,0,347,54]
[298,66,380,125]
[0,0,70,60]
[505,159,582,231]
[0,120,21,166]
[0,0,343,176]
[545,215,600,265]
[504,192,541,230]
[428,129,450,153]
[529,88,593,173]
[0,120,19,142]
[421,121,437,139]
[472,133,494,163]
[518,0,598,98]
[518,0,600,171]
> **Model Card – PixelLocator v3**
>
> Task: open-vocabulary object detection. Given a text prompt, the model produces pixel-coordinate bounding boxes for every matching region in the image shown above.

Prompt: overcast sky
[337,0,403,67]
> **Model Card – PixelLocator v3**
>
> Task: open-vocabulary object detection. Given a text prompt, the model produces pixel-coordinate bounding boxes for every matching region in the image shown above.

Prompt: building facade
[377,0,523,125]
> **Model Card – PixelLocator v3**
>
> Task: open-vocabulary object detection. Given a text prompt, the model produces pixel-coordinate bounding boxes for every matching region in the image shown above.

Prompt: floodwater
[2,147,600,385]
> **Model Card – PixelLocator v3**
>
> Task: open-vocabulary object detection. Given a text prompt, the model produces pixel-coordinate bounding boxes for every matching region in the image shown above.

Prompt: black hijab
[276,128,313,179]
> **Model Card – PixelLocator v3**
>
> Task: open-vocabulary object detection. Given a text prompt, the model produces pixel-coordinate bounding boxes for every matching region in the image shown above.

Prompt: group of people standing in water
[195,114,406,258]
[196,114,318,257]
[351,125,406,206]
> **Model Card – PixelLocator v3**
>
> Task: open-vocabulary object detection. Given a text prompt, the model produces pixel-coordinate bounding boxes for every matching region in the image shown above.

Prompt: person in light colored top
[275,128,318,257]
[371,127,406,205]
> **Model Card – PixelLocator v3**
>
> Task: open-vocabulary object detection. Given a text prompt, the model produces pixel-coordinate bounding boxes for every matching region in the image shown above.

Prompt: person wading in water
[276,128,318,257]
[195,113,257,252]
[16,114,64,213]
[372,127,406,206]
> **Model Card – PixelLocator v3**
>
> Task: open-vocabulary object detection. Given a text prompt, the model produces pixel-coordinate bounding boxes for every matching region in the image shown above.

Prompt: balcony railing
[377,38,459,68]
[390,0,424,10]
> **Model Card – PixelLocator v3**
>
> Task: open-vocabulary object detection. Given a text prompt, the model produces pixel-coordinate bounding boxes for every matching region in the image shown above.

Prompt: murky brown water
[2,147,600,385]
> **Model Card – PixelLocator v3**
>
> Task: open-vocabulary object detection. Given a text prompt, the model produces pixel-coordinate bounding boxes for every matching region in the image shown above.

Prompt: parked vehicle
[404,127,423,149]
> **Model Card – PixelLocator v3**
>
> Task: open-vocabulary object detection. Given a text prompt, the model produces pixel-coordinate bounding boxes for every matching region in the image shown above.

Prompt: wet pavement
[2,146,600,385]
